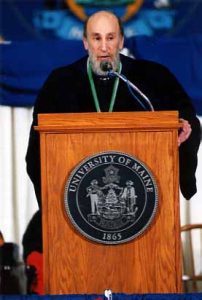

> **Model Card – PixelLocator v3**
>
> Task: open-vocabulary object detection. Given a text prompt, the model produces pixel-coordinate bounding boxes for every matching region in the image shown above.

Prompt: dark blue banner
[0,0,202,114]
[1,36,201,115]
[1,0,202,41]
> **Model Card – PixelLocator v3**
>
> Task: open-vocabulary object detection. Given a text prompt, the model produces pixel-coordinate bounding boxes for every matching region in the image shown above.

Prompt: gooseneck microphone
[100,61,154,111]
[100,61,113,72]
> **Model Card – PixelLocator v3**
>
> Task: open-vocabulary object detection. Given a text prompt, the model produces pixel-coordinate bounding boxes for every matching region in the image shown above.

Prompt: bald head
[83,11,124,38]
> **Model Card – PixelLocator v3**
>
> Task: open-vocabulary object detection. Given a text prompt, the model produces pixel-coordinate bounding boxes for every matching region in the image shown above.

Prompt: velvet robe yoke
[32,54,199,115]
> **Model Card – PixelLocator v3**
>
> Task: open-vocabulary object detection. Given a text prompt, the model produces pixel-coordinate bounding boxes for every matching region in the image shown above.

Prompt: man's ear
[83,37,89,50]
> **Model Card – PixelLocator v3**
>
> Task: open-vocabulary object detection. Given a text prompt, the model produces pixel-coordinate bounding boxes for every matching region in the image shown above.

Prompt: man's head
[83,11,124,76]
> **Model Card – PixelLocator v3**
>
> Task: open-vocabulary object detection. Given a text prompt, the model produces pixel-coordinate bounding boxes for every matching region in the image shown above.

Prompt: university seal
[64,151,158,244]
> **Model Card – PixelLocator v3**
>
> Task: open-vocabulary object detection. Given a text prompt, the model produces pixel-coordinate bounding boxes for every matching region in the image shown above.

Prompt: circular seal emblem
[64,151,158,244]
[65,0,144,22]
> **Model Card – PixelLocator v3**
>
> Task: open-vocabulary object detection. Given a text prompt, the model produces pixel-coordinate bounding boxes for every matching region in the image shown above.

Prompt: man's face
[83,12,124,75]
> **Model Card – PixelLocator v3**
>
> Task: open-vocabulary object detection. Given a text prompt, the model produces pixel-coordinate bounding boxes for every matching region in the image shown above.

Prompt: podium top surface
[35,111,181,132]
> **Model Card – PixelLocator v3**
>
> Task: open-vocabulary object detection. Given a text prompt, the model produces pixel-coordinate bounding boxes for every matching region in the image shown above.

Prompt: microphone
[100,60,154,111]
[100,61,113,72]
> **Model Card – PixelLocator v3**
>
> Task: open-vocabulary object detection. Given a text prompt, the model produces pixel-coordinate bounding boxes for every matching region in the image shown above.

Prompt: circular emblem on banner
[64,151,158,244]
[65,0,144,22]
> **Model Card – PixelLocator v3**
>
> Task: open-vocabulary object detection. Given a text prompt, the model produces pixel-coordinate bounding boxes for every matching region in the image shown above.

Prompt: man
[26,10,201,208]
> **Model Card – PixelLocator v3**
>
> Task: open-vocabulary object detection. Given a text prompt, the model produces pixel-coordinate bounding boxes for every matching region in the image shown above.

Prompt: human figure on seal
[86,179,102,214]
[121,180,137,213]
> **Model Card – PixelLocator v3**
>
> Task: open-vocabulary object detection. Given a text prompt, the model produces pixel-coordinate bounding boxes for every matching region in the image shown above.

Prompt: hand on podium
[178,118,192,146]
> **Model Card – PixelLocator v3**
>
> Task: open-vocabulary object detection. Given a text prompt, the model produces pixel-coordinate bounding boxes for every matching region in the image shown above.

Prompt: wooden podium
[36,111,182,294]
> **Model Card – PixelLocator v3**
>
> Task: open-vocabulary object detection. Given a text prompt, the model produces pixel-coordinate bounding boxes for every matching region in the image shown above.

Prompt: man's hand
[178,119,192,146]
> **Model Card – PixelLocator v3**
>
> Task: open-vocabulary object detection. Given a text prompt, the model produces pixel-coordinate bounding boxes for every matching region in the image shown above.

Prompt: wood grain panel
[38,112,182,294]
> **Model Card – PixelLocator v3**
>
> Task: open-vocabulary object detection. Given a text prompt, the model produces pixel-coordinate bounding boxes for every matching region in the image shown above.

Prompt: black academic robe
[26,54,201,207]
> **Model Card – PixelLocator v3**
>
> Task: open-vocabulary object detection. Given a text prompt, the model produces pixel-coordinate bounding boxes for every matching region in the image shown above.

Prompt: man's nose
[100,39,108,51]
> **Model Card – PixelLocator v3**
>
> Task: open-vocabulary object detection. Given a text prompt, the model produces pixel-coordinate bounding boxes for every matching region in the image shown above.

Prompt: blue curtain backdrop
[1,35,202,114]
[0,0,202,114]
[1,0,202,40]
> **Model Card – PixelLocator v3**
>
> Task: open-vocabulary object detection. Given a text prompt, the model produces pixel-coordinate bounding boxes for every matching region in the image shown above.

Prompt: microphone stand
[108,70,154,111]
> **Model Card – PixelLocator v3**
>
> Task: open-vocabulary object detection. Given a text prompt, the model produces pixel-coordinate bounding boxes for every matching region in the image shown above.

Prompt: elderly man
[26,10,200,208]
